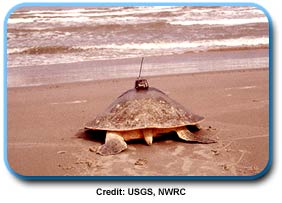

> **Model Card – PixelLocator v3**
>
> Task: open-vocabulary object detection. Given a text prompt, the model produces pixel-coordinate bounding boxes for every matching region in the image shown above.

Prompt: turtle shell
[85,86,204,131]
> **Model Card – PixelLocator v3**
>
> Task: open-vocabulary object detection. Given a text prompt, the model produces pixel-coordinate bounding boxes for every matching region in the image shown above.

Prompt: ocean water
[7,6,269,87]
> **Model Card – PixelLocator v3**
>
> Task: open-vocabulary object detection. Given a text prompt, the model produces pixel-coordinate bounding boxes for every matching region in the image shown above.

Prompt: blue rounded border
[3,2,273,181]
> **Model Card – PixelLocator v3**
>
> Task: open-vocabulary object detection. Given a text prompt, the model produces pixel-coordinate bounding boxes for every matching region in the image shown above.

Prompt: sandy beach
[7,68,269,177]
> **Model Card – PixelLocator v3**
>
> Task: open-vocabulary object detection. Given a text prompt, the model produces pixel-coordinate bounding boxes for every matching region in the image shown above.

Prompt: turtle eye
[135,79,149,90]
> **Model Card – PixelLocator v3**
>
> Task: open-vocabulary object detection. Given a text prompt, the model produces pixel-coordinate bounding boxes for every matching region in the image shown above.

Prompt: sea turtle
[84,76,216,156]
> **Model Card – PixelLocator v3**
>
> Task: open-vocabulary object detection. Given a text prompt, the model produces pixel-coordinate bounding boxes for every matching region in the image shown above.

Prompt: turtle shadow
[75,129,180,145]
[74,125,217,145]
[127,131,180,145]
[75,129,106,144]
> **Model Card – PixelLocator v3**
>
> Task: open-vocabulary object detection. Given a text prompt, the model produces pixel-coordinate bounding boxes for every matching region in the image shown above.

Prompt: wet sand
[7,68,269,177]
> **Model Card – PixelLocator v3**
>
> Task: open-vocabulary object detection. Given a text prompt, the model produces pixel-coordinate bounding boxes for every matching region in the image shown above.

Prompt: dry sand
[7,68,269,177]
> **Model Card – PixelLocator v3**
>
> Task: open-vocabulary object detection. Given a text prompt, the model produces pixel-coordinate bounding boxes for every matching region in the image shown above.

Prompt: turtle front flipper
[176,126,216,144]
[96,131,127,155]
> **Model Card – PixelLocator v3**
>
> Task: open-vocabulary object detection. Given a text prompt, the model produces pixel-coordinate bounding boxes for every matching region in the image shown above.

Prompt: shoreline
[7,67,269,90]
[7,48,269,88]
[7,68,269,176]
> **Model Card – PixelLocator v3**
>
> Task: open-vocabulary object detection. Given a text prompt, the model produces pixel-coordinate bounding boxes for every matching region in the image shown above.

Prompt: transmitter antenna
[138,57,144,79]
[135,57,148,90]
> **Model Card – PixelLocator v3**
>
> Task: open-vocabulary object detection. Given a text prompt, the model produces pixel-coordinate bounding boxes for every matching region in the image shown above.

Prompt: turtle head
[135,57,149,90]
[135,78,149,90]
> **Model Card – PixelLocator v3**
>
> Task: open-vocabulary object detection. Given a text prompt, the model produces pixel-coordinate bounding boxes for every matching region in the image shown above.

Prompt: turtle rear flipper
[143,129,154,145]
[96,131,127,155]
[176,126,216,144]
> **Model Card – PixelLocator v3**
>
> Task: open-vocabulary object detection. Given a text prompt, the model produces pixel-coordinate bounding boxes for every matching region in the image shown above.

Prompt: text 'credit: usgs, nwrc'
[96,188,187,196]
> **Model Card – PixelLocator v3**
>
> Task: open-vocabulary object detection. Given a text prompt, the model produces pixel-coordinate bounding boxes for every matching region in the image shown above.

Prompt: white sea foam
[8,16,90,24]
[8,17,36,24]
[8,36,268,57]
[92,37,268,51]
[8,6,181,25]
[15,6,181,17]
[168,17,268,26]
